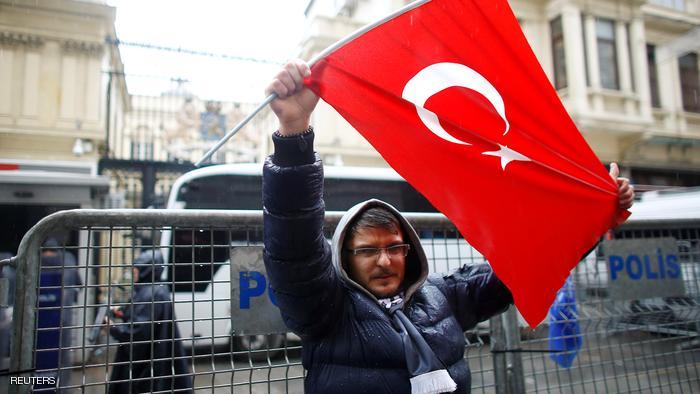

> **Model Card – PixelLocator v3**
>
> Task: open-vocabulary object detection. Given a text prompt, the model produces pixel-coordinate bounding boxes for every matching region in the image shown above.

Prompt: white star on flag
[482,144,531,170]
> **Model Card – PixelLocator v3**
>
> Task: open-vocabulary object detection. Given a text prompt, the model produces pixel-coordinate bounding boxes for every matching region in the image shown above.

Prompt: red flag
[305,0,628,327]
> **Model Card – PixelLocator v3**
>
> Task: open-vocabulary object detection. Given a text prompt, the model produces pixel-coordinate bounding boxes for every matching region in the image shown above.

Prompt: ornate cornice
[62,39,104,56]
[0,32,104,56]
[0,31,44,48]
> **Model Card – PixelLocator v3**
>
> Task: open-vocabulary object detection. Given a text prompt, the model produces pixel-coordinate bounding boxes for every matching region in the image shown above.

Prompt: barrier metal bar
[490,311,508,394]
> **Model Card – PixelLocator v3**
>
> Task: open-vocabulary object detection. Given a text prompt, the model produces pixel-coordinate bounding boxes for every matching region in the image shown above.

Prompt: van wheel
[233,334,284,361]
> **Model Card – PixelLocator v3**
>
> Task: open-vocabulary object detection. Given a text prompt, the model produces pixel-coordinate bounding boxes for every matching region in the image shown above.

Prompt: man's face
[345,226,406,298]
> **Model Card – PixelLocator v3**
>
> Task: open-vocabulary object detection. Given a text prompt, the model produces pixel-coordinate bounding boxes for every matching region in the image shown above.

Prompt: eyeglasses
[346,244,410,261]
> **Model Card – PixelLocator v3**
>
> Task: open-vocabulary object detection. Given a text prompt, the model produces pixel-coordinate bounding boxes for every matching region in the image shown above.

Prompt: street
[62,328,700,393]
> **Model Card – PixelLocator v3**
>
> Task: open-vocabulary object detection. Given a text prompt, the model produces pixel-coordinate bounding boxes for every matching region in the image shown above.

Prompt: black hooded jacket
[263,131,513,393]
[108,251,193,394]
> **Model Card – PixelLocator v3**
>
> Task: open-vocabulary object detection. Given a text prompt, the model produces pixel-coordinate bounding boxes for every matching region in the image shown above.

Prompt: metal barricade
[513,219,700,393]
[0,209,488,393]
[1,209,698,393]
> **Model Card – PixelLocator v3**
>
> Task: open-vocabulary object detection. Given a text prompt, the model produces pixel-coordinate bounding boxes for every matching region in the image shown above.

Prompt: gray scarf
[378,293,457,394]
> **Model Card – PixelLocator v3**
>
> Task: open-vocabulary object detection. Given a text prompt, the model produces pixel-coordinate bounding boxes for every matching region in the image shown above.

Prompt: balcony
[649,0,686,12]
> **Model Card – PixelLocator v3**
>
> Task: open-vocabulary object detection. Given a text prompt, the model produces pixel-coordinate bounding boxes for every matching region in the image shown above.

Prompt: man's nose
[376,249,392,266]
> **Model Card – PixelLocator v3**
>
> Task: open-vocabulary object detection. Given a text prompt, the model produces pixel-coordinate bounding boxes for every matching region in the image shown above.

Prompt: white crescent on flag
[401,62,510,145]
[401,62,530,170]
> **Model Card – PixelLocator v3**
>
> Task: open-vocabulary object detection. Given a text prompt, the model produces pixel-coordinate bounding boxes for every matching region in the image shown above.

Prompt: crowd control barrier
[0,210,697,393]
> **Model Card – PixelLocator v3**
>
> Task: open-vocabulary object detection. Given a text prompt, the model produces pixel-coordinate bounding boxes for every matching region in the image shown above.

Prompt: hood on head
[331,199,429,303]
[133,250,165,283]
[42,237,60,248]
[40,237,68,267]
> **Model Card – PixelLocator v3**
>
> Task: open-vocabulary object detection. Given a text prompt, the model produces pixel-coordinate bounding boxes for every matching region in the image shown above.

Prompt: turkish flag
[305,0,628,326]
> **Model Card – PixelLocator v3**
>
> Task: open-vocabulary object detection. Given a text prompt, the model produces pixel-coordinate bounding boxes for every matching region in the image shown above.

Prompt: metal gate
[98,159,195,209]
[0,210,698,393]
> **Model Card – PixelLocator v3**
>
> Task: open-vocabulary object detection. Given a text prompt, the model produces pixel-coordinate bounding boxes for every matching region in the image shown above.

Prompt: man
[262,60,634,393]
[40,237,82,306]
[36,237,82,390]
[107,250,193,394]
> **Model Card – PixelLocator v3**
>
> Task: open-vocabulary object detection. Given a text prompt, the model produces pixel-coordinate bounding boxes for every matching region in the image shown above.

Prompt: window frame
[647,44,661,108]
[596,17,620,91]
[678,52,700,113]
[550,16,568,90]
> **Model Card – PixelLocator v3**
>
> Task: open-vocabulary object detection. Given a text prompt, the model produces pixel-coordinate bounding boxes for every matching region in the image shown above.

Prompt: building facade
[301,0,700,187]
[0,0,127,253]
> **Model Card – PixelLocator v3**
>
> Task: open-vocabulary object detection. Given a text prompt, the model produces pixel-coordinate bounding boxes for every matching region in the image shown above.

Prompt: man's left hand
[609,162,634,210]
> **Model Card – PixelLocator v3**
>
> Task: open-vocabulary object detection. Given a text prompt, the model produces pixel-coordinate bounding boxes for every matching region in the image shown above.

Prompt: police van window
[399,182,437,212]
[324,179,436,212]
[178,174,437,212]
[171,228,229,292]
[178,175,261,209]
[324,178,401,210]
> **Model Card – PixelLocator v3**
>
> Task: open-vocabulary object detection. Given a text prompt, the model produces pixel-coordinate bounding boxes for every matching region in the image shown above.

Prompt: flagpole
[306,0,431,67]
[194,0,431,167]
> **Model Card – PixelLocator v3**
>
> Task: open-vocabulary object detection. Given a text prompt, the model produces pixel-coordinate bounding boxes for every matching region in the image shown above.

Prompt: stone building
[0,0,127,251]
[300,0,700,187]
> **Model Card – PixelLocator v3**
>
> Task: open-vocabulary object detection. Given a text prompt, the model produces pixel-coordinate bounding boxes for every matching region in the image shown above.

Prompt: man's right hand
[110,306,123,319]
[265,59,320,135]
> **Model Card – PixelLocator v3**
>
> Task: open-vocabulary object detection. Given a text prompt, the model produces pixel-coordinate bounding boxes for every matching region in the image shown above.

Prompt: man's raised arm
[262,60,342,338]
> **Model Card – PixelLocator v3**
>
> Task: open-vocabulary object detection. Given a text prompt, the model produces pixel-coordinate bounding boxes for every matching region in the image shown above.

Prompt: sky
[107,0,310,102]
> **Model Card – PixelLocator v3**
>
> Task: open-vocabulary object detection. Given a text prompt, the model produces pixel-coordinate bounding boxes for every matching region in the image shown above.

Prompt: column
[584,13,603,112]
[629,16,652,121]
[38,40,61,126]
[657,55,681,131]
[615,21,635,115]
[561,3,589,114]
